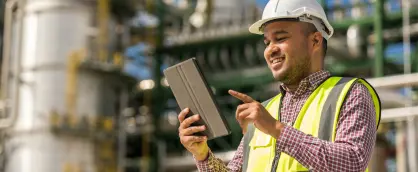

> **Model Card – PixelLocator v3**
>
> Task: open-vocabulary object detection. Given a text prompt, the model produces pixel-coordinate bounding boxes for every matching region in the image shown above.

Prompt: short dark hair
[304,22,327,57]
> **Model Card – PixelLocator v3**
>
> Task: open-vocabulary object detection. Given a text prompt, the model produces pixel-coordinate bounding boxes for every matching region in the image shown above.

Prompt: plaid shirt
[195,70,377,172]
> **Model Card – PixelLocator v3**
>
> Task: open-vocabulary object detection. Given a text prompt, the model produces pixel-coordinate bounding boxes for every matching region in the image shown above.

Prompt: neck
[282,68,324,92]
[282,83,299,92]
[281,76,304,92]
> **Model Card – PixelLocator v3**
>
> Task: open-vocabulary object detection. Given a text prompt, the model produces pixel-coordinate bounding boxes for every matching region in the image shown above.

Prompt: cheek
[279,45,291,64]
[280,44,289,55]
[263,46,270,59]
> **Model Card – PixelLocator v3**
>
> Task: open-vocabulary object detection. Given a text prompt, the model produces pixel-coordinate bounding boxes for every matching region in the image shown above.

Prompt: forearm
[277,125,375,172]
[195,139,244,172]
[195,151,230,172]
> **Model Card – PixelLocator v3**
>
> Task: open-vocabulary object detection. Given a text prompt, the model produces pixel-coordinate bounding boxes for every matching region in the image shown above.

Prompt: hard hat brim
[249,15,334,40]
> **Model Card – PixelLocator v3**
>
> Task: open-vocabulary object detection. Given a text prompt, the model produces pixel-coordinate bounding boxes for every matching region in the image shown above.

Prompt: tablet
[163,58,231,140]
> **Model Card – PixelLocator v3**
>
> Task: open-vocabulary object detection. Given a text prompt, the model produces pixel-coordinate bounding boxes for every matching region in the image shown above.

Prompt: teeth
[272,58,282,64]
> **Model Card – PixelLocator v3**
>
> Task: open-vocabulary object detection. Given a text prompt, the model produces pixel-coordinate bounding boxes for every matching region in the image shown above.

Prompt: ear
[311,32,323,52]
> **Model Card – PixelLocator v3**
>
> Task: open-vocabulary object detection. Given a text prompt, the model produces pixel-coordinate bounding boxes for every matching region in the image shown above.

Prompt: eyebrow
[263,30,289,40]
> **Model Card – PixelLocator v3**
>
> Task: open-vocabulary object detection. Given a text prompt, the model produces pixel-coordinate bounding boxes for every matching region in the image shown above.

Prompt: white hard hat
[249,0,334,40]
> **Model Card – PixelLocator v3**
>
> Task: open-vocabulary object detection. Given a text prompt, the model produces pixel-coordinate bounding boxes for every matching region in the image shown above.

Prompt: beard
[274,55,311,86]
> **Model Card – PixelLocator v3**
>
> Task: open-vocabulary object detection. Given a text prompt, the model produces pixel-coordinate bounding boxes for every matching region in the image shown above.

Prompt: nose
[268,44,280,58]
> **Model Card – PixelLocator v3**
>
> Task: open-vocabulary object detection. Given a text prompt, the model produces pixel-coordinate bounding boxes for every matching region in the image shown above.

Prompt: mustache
[269,55,285,61]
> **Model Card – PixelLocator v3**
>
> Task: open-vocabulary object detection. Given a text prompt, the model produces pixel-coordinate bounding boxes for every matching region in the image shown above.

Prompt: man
[177,0,381,171]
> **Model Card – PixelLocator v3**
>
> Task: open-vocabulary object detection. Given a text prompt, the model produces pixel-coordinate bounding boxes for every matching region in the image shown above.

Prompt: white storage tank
[1,0,132,172]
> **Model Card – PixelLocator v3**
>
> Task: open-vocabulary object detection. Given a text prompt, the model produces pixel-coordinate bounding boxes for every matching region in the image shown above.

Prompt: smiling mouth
[271,56,285,65]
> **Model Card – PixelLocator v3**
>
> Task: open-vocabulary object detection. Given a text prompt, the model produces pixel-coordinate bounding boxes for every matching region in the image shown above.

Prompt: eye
[275,37,287,42]
[264,40,270,46]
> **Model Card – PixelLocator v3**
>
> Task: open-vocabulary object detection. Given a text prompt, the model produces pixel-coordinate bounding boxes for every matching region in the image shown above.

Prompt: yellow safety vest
[242,77,381,172]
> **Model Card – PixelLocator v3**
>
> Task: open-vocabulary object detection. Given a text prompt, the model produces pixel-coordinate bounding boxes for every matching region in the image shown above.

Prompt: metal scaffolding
[153,0,418,171]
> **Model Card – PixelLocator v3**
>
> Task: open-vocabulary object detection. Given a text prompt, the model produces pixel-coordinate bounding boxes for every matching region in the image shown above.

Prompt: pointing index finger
[228,90,254,103]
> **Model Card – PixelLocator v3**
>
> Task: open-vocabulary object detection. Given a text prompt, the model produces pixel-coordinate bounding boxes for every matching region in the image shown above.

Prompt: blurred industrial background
[0,0,417,171]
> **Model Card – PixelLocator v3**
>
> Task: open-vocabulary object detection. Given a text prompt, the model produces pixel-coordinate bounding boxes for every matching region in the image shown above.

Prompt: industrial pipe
[374,0,384,77]
[0,0,23,129]
[97,0,110,62]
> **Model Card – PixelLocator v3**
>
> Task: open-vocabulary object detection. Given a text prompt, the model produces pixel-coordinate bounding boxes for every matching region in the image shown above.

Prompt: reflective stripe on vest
[242,77,381,172]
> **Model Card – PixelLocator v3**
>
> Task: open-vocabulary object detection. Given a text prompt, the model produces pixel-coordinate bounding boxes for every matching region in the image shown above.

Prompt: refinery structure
[0,0,417,172]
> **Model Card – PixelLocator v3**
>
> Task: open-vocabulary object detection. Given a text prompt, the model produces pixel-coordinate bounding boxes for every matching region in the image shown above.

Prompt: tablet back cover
[163,58,231,140]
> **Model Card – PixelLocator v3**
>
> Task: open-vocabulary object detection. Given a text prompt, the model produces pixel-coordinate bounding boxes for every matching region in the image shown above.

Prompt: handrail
[65,50,83,126]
